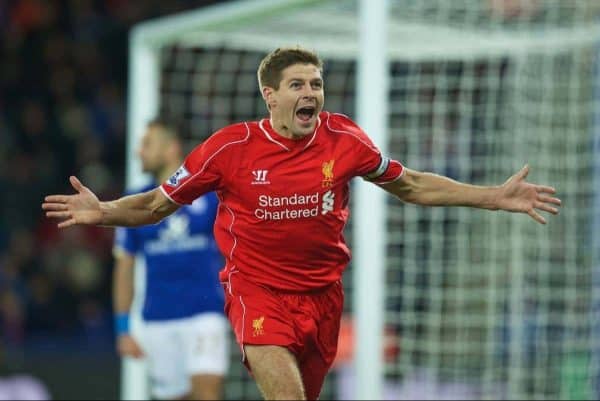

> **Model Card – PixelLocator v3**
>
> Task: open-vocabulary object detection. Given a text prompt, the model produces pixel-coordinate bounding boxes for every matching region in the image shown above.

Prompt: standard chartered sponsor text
[255,192,320,220]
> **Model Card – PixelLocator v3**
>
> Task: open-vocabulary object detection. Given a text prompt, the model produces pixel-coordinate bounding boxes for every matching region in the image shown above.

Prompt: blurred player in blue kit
[112,118,229,400]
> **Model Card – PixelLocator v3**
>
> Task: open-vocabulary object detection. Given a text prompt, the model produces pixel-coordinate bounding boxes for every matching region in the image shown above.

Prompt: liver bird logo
[322,159,335,187]
[252,316,265,337]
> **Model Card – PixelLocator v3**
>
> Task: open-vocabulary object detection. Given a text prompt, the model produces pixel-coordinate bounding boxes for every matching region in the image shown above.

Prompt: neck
[270,118,304,140]
[157,161,183,184]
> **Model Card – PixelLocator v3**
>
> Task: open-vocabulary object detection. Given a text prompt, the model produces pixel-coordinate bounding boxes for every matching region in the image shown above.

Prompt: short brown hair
[257,46,323,91]
[147,117,184,142]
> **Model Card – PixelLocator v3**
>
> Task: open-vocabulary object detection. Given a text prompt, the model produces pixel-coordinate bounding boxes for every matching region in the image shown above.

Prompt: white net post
[120,29,162,401]
[353,0,388,399]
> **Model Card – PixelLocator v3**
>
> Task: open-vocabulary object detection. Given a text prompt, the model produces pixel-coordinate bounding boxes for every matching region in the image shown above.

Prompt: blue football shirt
[114,185,224,321]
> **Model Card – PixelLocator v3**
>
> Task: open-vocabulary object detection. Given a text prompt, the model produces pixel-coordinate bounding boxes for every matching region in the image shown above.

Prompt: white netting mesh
[142,1,600,399]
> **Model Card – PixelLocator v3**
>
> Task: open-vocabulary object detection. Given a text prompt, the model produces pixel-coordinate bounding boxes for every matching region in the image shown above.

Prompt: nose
[300,89,316,102]
[302,83,316,97]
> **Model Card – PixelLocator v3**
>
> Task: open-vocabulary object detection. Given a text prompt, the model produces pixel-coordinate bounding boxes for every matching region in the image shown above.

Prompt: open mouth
[295,106,316,123]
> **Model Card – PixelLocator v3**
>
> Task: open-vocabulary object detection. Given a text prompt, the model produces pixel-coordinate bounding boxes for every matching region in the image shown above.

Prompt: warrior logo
[251,170,270,185]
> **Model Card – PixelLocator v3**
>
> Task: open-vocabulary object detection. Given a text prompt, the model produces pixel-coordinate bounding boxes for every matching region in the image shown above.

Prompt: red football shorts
[223,272,344,400]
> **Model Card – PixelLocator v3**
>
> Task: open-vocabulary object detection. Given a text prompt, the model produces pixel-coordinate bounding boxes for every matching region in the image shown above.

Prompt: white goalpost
[126,1,600,399]
[353,0,388,398]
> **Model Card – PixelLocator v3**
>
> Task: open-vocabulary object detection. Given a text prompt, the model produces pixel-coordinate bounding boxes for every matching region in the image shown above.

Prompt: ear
[262,86,276,110]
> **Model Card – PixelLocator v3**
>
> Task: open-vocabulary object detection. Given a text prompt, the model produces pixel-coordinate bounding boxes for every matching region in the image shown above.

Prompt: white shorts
[139,313,230,399]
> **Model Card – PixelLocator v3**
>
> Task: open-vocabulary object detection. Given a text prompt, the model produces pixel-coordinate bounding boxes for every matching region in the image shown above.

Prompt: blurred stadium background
[2,0,600,400]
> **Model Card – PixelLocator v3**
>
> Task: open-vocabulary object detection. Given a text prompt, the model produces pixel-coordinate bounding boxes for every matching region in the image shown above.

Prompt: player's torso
[136,194,220,281]
[136,192,224,320]
[213,115,364,283]
[221,119,359,225]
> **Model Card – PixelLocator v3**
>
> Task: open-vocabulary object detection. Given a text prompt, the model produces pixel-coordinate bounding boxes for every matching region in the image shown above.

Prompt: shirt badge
[166,165,190,187]
[322,159,335,187]
[252,316,265,336]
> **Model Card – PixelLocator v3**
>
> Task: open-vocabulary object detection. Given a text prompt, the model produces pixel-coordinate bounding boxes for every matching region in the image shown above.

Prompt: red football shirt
[160,112,404,291]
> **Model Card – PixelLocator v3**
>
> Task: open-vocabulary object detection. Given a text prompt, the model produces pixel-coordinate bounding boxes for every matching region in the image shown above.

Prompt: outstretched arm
[42,176,179,228]
[379,165,561,224]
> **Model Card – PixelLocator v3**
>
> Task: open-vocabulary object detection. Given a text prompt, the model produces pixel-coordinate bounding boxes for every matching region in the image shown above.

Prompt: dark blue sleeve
[205,191,220,222]
[114,226,139,255]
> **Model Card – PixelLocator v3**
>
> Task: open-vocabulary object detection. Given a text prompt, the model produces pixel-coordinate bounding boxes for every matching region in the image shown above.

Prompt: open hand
[497,165,561,224]
[42,176,103,228]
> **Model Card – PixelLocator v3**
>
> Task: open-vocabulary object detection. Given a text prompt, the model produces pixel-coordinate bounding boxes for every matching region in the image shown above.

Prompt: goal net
[127,0,600,399]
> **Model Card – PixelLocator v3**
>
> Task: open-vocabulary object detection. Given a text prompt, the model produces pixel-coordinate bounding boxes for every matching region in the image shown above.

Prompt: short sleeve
[329,113,404,184]
[160,125,247,205]
[204,191,220,221]
[113,226,138,256]
[362,155,405,184]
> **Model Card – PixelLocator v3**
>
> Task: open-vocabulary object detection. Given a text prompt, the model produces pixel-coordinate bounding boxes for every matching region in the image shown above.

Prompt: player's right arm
[44,125,242,228]
[42,175,179,228]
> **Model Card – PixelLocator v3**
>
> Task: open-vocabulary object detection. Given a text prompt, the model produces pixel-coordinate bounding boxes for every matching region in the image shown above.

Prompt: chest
[229,144,355,198]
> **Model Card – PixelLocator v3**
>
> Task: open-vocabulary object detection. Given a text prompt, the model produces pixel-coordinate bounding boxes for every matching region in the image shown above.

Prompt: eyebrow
[288,78,323,84]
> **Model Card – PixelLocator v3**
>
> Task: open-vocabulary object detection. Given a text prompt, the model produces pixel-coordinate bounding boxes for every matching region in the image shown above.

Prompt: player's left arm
[378,164,561,224]
[112,249,145,359]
